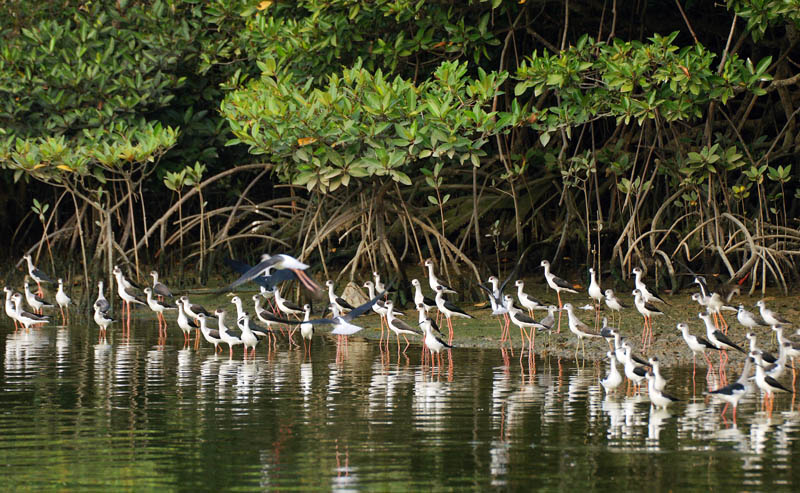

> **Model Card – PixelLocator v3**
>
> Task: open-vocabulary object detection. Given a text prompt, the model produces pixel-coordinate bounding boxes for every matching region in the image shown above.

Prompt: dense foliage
[2,0,800,296]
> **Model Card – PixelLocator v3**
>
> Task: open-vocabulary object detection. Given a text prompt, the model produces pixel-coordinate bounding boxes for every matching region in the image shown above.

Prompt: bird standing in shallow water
[24,279,53,315]
[150,270,173,300]
[632,289,663,351]
[434,285,473,345]
[752,350,793,414]
[600,351,623,393]
[709,356,753,424]
[677,322,718,377]
[94,281,110,314]
[421,317,452,370]
[646,372,680,409]
[93,305,114,340]
[55,279,71,325]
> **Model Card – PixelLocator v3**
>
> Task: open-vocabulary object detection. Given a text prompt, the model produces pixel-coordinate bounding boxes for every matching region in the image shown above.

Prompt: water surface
[1,320,799,491]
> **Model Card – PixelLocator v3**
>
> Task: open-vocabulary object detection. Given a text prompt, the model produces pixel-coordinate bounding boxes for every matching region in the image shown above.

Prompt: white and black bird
[646,372,680,409]
[113,265,146,329]
[540,259,578,333]
[252,295,294,335]
[93,305,114,338]
[177,298,200,345]
[299,304,314,351]
[477,280,510,342]
[504,294,546,350]
[326,280,355,314]
[22,254,54,296]
[737,305,769,331]
[385,300,422,351]
[144,287,176,336]
[55,278,71,325]
[434,285,473,344]
[622,342,648,392]
[421,316,452,369]
[3,287,20,330]
[198,312,223,353]
[24,279,53,314]
[756,300,791,327]
[94,281,110,314]
[632,288,663,349]
[603,289,627,315]
[217,310,244,358]
[745,332,777,365]
[226,253,320,293]
[303,291,385,336]
[562,302,602,358]
[699,312,745,355]
[150,270,173,299]
[709,356,753,424]
[600,351,623,393]
[677,322,718,376]
[11,293,49,331]
[588,267,603,308]
[515,280,549,317]
[631,266,668,305]
[752,350,793,413]
[273,288,304,319]
[424,259,456,294]
[363,280,395,343]
[410,279,436,313]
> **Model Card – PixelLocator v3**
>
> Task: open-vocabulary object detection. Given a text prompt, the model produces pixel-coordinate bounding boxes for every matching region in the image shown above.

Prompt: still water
[1,320,799,491]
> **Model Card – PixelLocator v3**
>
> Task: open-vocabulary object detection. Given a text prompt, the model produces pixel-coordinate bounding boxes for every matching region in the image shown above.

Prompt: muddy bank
[330,289,799,369]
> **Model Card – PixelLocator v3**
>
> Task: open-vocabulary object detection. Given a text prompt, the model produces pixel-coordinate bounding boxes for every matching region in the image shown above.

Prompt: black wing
[226,256,281,290]
[32,267,55,283]
[476,282,500,304]
[256,309,294,324]
[335,297,356,311]
[710,382,745,396]
[343,291,386,322]
[696,336,719,350]
[444,300,473,318]
[765,375,793,393]
[714,331,745,353]
[225,328,243,338]
[427,317,443,335]
[153,282,173,298]
[224,258,274,290]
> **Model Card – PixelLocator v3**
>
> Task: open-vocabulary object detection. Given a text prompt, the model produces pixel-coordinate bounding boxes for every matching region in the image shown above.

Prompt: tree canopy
[1,0,800,294]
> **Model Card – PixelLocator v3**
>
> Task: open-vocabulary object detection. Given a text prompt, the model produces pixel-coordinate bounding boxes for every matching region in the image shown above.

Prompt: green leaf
[539,132,551,147]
